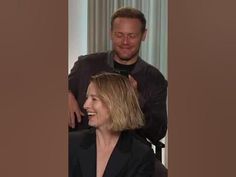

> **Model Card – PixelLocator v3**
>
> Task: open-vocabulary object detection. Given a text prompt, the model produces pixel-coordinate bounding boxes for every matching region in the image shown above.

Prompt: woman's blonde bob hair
[90,72,144,132]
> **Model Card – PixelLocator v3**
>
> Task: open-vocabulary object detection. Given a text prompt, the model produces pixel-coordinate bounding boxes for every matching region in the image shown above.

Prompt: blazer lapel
[103,131,132,177]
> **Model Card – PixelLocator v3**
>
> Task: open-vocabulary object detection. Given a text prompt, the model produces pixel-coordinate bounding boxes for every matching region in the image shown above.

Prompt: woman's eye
[92,97,98,101]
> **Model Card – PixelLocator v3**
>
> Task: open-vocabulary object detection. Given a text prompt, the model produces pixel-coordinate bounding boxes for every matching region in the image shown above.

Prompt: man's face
[111,17,147,65]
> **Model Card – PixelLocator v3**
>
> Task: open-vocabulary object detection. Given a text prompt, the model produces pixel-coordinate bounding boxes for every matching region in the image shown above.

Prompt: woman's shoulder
[69,129,95,150]
[69,129,93,139]
[120,131,155,175]
[121,131,154,155]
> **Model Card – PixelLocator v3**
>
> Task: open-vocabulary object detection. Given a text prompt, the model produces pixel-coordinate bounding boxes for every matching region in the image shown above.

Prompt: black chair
[152,141,167,177]
[154,141,165,162]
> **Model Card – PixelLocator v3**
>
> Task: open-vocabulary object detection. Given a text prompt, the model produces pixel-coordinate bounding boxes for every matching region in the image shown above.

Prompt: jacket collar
[103,131,132,177]
[79,129,133,177]
[106,50,146,75]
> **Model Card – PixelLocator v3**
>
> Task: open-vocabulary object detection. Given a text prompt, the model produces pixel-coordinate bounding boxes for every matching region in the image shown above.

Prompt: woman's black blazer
[69,129,155,177]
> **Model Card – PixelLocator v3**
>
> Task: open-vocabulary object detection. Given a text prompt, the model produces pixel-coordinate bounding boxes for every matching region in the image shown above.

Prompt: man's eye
[115,33,123,38]
[128,34,137,39]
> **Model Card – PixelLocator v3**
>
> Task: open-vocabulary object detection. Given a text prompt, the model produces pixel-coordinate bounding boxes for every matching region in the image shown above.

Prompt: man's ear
[109,30,112,39]
[142,29,147,41]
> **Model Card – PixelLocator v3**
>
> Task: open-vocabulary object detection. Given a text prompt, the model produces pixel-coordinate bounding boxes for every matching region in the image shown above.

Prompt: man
[68,7,167,145]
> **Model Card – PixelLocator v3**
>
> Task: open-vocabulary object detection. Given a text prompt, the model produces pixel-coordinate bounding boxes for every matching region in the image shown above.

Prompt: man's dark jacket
[68,51,168,144]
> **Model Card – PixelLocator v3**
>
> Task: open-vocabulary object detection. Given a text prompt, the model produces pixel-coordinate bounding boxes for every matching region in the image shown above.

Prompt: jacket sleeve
[68,57,82,96]
[69,132,83,177]
[137,75,168,144]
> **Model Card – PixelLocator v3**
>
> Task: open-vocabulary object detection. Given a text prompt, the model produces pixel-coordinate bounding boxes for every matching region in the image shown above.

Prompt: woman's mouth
[87,112,96,116]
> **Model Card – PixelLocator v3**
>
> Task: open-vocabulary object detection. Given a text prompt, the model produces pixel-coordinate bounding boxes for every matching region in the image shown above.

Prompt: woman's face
[83,82,111,129]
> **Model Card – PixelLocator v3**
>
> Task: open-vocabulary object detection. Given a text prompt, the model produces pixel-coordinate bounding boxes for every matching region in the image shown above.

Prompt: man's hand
[128,75,138,90]
[68,92,84,128]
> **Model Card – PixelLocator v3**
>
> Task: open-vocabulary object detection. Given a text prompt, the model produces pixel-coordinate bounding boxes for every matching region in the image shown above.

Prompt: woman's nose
[83,98,89,109]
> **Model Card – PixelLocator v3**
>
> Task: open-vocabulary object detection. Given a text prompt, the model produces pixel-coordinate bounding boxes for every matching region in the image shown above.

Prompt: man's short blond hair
[111,7,146,33]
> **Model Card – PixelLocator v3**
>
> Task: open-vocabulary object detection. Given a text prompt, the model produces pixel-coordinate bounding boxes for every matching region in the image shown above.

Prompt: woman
[69,72,155,177]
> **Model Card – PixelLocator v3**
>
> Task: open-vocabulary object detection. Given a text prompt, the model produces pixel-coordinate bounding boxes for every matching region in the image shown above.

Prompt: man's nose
[121,36,129,44]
